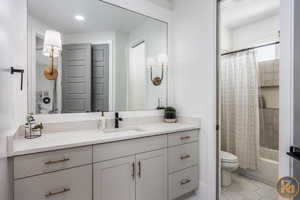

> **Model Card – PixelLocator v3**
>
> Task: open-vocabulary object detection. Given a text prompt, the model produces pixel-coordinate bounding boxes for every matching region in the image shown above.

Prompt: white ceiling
[29,0,157,34]
[221,0,280,29]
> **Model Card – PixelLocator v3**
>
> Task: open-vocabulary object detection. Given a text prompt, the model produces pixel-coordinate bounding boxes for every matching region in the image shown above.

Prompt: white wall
[232,14,280,49]
[170,0,217,199]
[220,27,233,52]
[115,31,130,111]
[0,0,27,199]
[129,20,168,109]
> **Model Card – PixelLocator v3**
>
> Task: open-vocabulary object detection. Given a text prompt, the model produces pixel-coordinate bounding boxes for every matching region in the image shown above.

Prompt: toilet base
[221,169,232,187]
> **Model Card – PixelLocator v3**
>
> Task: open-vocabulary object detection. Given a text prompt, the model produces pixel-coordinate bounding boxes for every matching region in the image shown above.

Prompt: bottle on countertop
[98,111,106,130]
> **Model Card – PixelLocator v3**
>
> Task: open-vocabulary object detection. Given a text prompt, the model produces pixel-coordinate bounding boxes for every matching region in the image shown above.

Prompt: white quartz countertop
[8,123,200,157]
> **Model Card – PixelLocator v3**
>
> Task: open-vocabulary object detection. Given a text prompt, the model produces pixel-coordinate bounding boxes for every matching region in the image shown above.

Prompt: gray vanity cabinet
[93,156,136,200]
[135,149,167,200]
[93,150,167,200]
[14,165,92,200]
[93,136,167,200]
[12,129,199,200]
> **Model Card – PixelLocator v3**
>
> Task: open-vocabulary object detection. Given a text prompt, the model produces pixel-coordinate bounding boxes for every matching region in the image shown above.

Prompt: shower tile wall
[259,59,279,150]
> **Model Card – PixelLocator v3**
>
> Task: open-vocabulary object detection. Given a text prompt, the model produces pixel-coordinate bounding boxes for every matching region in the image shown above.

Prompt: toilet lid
[221,151,238,163]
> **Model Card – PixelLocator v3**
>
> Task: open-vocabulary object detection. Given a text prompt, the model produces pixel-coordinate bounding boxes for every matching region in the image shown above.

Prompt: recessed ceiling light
[74,15,85,21]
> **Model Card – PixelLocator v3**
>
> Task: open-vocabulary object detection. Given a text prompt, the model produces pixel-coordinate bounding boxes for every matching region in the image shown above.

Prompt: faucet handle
[115,112,123,121]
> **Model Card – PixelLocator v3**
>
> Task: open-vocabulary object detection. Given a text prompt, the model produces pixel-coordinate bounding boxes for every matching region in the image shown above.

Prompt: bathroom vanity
[8,122,200,200]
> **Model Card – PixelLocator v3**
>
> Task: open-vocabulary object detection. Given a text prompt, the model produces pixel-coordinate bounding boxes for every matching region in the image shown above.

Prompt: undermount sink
[102,127,145,134]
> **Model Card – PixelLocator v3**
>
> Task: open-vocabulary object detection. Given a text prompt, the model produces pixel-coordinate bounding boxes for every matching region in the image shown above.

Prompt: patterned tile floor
[221,173,277,200]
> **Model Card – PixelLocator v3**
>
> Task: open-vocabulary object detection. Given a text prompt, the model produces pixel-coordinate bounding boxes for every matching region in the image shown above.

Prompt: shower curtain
[220,50,259,170]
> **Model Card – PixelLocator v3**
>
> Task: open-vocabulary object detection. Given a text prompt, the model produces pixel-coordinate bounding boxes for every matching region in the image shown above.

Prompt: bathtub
[239,147,278,186]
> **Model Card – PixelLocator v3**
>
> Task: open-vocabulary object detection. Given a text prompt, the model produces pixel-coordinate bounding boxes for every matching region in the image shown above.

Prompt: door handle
[138,161,141,178]
[287,146,300,161]
[132,162,135,180]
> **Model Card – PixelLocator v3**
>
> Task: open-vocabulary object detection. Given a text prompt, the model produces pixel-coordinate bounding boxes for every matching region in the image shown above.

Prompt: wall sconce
[43,30,62,80]
[148,54,168,86]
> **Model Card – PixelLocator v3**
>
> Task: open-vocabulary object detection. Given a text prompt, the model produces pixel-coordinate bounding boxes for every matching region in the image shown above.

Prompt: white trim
[28,24,47,114]
[279,0,293,184]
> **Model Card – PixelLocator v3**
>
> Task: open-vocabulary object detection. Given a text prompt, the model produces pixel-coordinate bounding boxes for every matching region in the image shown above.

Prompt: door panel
[92,44,109,112]
[62,44,91,113]
[93,156,135,200]
[135,149,167,200]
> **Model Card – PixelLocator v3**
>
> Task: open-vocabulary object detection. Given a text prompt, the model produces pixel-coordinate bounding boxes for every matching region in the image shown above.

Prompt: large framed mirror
[27,0,168,114]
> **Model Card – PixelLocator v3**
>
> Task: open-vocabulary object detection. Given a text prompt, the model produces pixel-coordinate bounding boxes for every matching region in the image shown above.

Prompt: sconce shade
[43,30,62,58]
[158,54,168,65]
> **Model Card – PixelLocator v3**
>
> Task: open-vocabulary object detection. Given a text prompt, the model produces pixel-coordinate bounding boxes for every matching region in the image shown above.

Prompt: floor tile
[221,173,277,200]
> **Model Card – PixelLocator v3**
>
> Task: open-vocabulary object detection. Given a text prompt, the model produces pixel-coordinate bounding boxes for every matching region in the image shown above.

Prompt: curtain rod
[221,41,280,56]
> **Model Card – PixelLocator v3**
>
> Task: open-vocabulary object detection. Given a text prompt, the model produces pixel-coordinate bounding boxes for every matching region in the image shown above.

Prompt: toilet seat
[221,151,238,163]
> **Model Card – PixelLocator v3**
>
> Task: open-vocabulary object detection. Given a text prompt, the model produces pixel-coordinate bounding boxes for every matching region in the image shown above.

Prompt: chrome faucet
[114,112,123,128]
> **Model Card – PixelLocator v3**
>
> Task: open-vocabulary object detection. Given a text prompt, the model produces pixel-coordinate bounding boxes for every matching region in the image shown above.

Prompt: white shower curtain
[220,50,259,170]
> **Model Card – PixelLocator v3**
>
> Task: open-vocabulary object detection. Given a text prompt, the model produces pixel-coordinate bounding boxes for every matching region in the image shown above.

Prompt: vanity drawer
[168,142,198,173]
[93,135,167,163]
[14,146,92,179]
[14,165,92,200]
[168,130,198,147]
[168,166,198,200]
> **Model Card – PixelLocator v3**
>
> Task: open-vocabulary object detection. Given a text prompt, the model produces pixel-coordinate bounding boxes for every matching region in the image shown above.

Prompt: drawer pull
[45,188,70,197]
[180,136,191,140]
[180,154,191,160]
[180,178,191,185]
[45,158,70,165]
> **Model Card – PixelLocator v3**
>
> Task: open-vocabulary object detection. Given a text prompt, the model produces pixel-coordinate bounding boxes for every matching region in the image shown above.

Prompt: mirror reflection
[28,0,168,114]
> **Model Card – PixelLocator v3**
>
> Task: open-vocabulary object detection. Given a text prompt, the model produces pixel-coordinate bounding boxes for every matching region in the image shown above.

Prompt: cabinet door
[14,165,92,200]
[136,149,167,200]
[93,156,135,200]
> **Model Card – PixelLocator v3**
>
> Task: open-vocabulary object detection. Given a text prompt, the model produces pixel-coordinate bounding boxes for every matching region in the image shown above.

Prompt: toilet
[221,151,239,187]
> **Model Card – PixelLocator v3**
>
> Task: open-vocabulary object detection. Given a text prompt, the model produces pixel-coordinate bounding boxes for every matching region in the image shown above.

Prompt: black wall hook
[10,67,24,90]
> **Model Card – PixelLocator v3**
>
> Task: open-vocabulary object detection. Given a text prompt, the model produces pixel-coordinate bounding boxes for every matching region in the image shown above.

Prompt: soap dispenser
[99,111,106,130]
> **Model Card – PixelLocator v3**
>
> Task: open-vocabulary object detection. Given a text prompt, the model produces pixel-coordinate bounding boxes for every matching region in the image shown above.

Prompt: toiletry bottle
[100,111,106,130]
